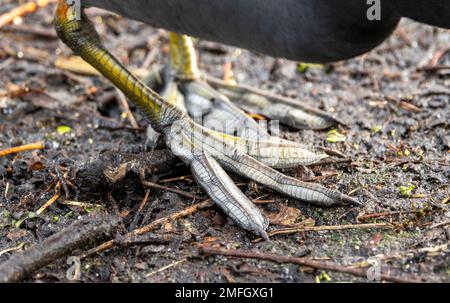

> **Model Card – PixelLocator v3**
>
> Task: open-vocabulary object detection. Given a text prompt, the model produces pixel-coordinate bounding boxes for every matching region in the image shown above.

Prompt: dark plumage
[83,0,449,62]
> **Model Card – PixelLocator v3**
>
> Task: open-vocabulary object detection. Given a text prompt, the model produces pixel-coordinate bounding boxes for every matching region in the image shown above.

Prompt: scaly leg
[54,1,360,239]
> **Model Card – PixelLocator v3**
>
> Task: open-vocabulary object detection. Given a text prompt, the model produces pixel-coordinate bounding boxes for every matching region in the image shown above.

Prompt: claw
[211,146,354,208]
[191,152,269,236]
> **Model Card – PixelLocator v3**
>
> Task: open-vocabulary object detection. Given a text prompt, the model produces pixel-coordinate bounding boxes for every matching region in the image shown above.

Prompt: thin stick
[0,213,122,282]
[0,0,56,29]
[0,243,25,257]
[357,210,417,222]
[253,223,390,243]
[2,24,57,39]
[145,258,187,277]
[129,189,151,230]
[199,246,423,283]
[0,141,45,157]
[137,190,151,215]
[159,175,191,183]
[139,170,203,200]
[81,200,212,259]
[141,179,203,200]
[252,200,281,204]
[116,89,139,128]
[429,221,450,229]
[36,182,61,215]
[60,200,104,209]
[418,65,450,72]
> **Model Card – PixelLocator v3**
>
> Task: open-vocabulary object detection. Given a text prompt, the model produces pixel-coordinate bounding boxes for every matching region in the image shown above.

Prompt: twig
[199,246,423,283]
[253,223,391,243]
[2,24,57,39]
[418,65,450,72]
[36,182,61,215]
[81,199,213,259]
[115,233,177,247]
[55,165,70,199]
[141,179,203,201]
[0,243,25,257]
[145,258,187,277]
[357,210,418,222]
[309,158,352,167]
[159,175,191,183]
[139,169,203,201]
[385,95,422,113]
[430,48,450,66]
[429,221,450,229]
[252,199,281,204]
[60,200,104,209]
[0,0,56,29]
[0,213,122,282]
[0,141,45,157]
[129,189,151,230]
[116,89,139,129]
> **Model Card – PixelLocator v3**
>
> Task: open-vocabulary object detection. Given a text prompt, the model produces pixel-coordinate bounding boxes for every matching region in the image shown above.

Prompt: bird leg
[54,1,360,239]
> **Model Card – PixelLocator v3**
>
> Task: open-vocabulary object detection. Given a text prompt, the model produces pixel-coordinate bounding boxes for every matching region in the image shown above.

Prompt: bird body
[83,0,449,63]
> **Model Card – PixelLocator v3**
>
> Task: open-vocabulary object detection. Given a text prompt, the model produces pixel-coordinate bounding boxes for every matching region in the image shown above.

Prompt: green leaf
[57,125,72,135]
[15,212,37,228]
[399,185,415,198]
[327,129,347,143]
[371,125,382,133]
[297,62,324,73]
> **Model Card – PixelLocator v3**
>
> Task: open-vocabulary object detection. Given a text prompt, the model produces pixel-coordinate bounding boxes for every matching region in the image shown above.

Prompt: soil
[0,1,449,282]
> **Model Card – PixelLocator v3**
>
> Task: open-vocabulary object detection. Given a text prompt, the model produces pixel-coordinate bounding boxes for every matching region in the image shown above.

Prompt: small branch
[159,175,192,183]
[2,24,57,39]
[139,169,204,201]
[429,221,450,229]
[81,200,213,259]
[357,210,418,222]
[253,223,391,242]
[0,243,25,257]
[0,213,122,282]
[129,189,151,230]
[116,89,139,129]
[36,182,61,215]
[145,258,187,277]
[418,65,450,72]
[199,246,423,283]
[0,141,45,157]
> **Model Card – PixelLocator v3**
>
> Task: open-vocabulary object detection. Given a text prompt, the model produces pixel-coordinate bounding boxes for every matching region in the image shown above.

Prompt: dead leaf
[267,205,303,226]
[6,228,28,241]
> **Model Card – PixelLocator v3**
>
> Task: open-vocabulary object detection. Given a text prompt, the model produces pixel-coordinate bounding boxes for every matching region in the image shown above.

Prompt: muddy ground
[0,1,449,282]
